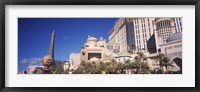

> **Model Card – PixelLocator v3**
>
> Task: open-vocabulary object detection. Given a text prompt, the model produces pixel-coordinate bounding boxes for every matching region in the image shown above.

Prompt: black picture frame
[0,0,199,92]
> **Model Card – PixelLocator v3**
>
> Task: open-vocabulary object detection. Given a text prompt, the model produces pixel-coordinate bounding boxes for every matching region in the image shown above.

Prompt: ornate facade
[80,35,112,62]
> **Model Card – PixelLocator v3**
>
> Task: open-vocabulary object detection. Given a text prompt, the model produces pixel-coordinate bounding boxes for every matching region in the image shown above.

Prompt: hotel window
[163,21,165,26]
[166,21,168,26]
[166,20,168,26]
[164,21,166,26]
[165,21,168,26]
[158,22,161,27]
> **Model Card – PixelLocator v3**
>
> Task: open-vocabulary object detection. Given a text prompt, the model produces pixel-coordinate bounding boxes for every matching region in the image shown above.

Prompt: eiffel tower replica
[42,31,55,74]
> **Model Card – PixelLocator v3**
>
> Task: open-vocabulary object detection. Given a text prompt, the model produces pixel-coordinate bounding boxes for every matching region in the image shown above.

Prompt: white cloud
[20,58,42,66]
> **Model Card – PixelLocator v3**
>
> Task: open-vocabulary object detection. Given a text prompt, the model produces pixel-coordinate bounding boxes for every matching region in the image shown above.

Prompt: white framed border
[5,5,195,87]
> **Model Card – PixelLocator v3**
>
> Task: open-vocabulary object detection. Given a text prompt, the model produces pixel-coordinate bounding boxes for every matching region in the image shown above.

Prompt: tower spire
[49,31,55,60]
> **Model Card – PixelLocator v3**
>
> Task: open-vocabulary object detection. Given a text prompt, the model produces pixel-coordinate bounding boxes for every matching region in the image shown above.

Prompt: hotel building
[69,53,81,69]
[131,18,156,53]
[159,32,182,73]
[154,18,183,44]
[63,62,70,71]
[108,18,183,54]
[108,18,157,54]
[80,35,112,62]
[108,18,135,54]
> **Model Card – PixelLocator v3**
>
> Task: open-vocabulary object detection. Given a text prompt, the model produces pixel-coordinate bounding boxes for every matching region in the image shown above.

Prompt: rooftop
[166,32,182,42]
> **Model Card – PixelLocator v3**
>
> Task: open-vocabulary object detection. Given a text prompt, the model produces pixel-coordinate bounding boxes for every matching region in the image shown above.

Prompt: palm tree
[99,61,106,74]
[72,67,81,74]
[91,61,98,74]
[157,53,173,74]
[78,60,87,74]
[124,59,131,74]
[140,62,150,74]
[117,62,125,74]
[82,61,90,74]
[130,60,137,74]
[111,59,118,73]
[105,62,112,74]
[136,51,145,74]
[80,60,86,68]
[133,56,141,74]
[162,56,173,74]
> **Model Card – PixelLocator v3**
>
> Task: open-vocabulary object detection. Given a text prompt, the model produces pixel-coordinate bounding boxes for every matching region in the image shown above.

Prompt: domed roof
[87,36,98,42]
[166,32,182,42]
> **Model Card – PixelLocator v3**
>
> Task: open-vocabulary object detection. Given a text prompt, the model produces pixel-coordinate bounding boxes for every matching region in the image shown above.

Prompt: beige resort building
[80,35,113,62]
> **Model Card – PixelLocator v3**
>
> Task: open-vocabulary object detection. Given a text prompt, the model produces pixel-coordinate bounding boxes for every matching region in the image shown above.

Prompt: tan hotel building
[108,18,135,54]
[80,35,112,62]
[108,18,183,54]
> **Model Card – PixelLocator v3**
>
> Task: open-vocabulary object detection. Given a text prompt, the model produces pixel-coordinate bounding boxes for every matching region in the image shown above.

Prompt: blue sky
[18,18,118,73]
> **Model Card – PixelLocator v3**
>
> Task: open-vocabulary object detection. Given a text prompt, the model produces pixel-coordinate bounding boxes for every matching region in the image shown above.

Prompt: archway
[172,57,182,74]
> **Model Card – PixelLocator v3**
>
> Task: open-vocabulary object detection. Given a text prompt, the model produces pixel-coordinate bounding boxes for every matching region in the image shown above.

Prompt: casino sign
[87,48,102,52]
